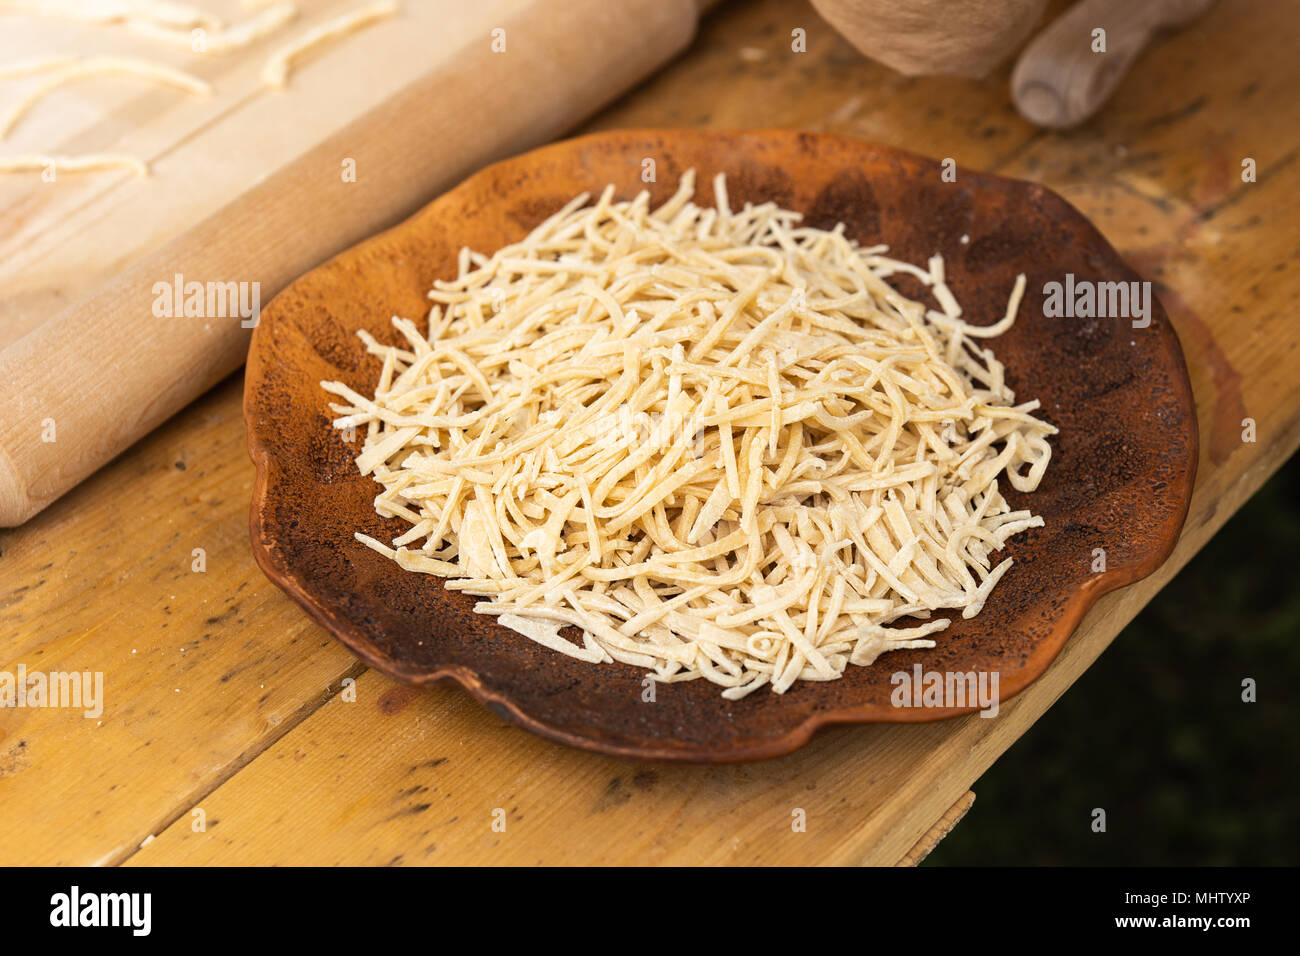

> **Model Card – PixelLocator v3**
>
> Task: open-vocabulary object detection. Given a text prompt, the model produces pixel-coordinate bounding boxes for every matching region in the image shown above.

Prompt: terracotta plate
[244,130,1198,762]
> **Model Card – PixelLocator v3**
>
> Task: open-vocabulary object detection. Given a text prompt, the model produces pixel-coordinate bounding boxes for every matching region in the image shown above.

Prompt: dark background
[926,453,1299,866]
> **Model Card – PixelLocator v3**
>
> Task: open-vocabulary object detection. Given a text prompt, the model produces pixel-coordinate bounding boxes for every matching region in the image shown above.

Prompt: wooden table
[2,0,1296,866]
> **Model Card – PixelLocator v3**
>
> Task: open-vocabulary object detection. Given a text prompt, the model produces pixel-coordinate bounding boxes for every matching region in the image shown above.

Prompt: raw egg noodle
[322,170,1056,699]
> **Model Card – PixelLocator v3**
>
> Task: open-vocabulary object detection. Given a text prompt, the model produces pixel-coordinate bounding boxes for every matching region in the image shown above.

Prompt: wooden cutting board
[0,0,705,525]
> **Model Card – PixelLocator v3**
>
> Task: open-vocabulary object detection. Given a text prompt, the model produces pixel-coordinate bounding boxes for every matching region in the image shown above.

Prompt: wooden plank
[0,375,365,865]
[122,408,1300,865]
[3,0,1298,866]
[896,791,975,867]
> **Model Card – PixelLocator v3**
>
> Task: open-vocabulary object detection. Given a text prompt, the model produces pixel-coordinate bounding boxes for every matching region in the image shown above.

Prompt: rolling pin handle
[1011,0,1217,129]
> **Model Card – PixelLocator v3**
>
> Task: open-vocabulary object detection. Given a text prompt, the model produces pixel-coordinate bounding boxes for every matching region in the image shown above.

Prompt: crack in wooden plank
[106,659,368,867]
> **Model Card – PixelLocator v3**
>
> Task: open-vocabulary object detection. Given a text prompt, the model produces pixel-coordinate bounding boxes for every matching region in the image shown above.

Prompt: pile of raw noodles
[322,170,1055,699]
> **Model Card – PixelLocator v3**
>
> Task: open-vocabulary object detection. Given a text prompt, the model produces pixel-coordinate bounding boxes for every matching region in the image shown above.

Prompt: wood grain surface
[0,0,524,348]
[897,792,976,867]
[2,0,1297,865]
[0,0,702,525]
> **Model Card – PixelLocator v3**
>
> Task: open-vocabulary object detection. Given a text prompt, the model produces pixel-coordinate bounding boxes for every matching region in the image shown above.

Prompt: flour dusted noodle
[322,171,1056,698]
[128,3,297,53]
[260,0,397,88]
[0,56,211,139]
[0,151,148,174]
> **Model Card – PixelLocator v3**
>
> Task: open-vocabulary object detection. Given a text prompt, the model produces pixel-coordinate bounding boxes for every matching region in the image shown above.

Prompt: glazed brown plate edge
[244,129,1199,762]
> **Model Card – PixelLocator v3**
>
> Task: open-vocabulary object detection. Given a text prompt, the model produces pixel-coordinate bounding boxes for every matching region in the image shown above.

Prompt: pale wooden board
[0,0,530,350]
[0,377,364,865]
[0,0,702,528]
[2,0,1297,865]
[897,791,976,867]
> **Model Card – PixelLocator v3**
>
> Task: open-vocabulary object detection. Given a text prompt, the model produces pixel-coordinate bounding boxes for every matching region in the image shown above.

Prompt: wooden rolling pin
[1012,0,1217,128]
[0,0,705,526]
